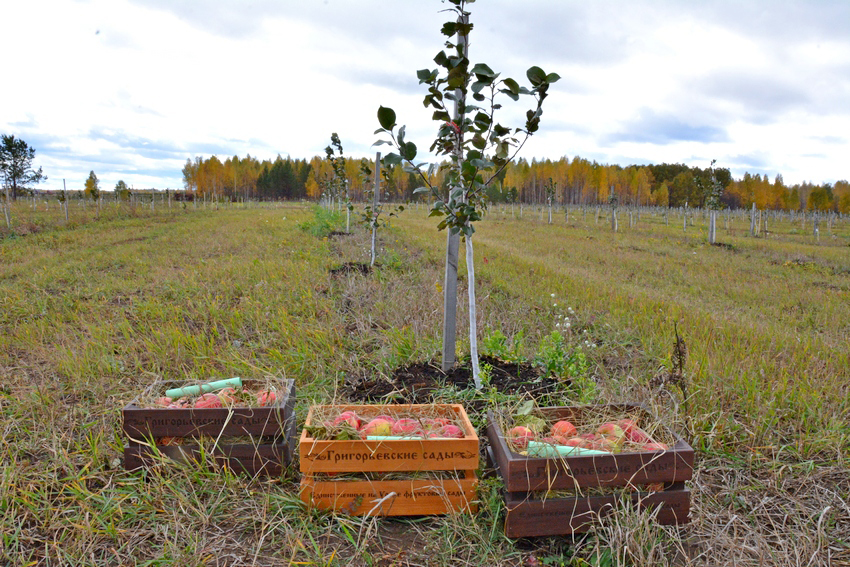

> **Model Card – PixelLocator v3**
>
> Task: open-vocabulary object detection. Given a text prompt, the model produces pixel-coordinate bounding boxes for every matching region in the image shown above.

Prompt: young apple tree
[357,156,404,267]
[322,133,346,211]
[373,0,559,388]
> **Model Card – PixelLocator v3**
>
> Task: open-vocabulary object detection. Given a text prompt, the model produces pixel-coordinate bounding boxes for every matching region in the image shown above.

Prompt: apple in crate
[640,442,669,452]
[360,418,393,437]
[551,420,577,439]
[508,426,536,449]
[217,387,238,405]
[596,422,625,439]
[437,424,465,439]
[256,390,276,407]
[391,418,422,436]
[333,411,361,430]
[194,393,222,409]
[618,418,651,443]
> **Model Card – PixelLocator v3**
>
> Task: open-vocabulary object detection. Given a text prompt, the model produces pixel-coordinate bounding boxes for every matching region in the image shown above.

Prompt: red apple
[360,418,393,437]
[155,396,173,407]
[256,390,277,406]
[552,435,570,445]
[333,411,361,430]
[618,419,653,443]
[391,418,423,436]
[194,393,222,409]
[508,426,536,449]
[437,424,465,439]
[597,436,623,452]
[540,436,558,445]
[596,422,625,439]
[217,387,237,405]
[564,437,586,448]
[551,420,577,439]
[640,442,669,452]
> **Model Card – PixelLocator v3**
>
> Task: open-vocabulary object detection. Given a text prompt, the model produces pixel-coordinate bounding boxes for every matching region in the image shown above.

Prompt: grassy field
[1,201,847,566]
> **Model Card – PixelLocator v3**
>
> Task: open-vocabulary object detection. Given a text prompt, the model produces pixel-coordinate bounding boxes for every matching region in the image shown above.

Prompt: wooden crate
[486,447,690,538]
[123,378,296,474]
[299,404,479,515]
[300,470,479,516]
[299,404,479,474]
[123,379,295,439]
[486,405,694,492]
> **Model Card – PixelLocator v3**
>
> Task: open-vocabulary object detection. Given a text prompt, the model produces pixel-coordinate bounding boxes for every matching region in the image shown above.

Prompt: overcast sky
[3,0,849,190]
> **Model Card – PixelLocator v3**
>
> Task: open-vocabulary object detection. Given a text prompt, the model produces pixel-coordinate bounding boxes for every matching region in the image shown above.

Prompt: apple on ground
[360,418,393,437]
[551,420,577,439]
[508,426,536,449]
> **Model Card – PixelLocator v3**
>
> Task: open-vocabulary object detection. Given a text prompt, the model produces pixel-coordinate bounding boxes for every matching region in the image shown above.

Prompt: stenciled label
[304,448,476,464]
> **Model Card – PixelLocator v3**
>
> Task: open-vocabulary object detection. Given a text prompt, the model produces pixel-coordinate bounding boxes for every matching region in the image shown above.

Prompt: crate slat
[300,470,478,516]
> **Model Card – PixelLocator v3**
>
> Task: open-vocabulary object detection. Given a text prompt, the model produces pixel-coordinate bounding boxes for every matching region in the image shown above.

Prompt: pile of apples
[508,418,669,454]
[321,410,466,440]
[153,388,277,409]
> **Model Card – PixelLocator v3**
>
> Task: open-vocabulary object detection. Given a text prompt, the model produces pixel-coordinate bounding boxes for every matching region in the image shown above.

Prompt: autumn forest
[182,153,850,213]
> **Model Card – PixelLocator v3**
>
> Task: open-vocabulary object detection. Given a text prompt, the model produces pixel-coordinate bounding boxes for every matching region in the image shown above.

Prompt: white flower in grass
[551,293,556,298]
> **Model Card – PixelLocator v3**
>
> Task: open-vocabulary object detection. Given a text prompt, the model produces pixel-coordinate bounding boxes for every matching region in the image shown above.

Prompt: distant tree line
[182,153,849,213]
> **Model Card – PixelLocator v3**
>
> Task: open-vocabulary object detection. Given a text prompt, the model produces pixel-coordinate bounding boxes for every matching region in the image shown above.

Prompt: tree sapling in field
[373,0,559,388]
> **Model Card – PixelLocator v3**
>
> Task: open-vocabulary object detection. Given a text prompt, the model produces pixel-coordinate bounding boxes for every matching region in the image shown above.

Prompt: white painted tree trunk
[709,210,717,244]
[465,235,480,388]
[750,203,757,236]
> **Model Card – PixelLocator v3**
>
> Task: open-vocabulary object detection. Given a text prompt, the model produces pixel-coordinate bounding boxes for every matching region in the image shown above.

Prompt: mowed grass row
[397,207,849,458]
[1,203,847,565]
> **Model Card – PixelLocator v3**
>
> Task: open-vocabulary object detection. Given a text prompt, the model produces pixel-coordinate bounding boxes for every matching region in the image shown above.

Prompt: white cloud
[2,0,848,190]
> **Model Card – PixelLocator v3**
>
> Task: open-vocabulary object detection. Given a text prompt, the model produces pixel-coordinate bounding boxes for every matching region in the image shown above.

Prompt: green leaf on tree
[377,106,396,130]
[527,66,546,87]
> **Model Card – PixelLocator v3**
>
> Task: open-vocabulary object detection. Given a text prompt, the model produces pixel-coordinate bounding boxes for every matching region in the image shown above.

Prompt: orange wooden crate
[299,404,479,474]
[300,470,478,516]
[299,404,479,515]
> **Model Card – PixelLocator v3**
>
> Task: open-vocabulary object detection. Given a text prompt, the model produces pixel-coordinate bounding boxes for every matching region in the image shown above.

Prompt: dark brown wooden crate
[487,405,694,492]
[123,379,295,440]
[487,446,690,537]
[502,482,691,538]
